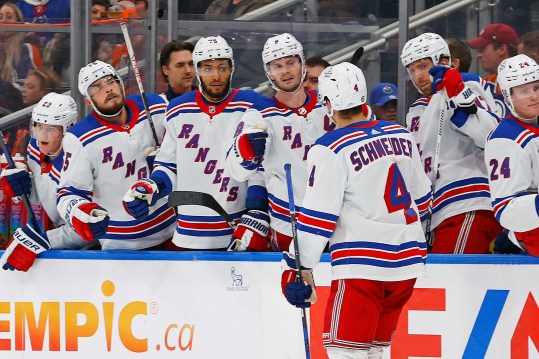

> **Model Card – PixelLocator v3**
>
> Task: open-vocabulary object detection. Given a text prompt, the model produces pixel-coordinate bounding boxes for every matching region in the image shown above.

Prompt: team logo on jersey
[372,129,380,134]
[298,107,307,115]
[209,106,216,114]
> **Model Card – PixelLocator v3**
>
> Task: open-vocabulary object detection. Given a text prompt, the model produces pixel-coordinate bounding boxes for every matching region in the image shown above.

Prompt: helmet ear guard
[262,33,306,92]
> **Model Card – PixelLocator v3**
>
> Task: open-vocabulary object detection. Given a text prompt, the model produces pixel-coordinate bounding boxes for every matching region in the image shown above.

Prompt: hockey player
[0,93,89,272]
[122,36,269,251]
[281,62,432,359]
[401,32,501,254]
[484,54,539,256]
[57,60,176,250]
[225,32,334,251]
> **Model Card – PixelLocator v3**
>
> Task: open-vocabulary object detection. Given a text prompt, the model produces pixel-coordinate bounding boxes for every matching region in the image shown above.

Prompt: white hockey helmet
[32,92,78,133]
[192,36,235,75]
[262,33,306,92]
[400,32,451,68]
[318,62,367,123]
[78,60,125,117]
[498,54,539,116]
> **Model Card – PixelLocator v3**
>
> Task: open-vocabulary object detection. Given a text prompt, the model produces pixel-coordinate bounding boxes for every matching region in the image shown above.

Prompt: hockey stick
[284,163,311,359]
[167,191,236,230]
[0,131,39,229]
[351,46,364,65]
[425,90,448,249]
[119,21,160,148]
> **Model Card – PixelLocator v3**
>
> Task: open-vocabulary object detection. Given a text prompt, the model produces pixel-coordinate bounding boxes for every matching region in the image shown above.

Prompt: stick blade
[168,191,236,229]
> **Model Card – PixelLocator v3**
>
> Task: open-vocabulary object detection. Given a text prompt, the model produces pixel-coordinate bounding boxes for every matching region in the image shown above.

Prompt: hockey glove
[70,201,109,241]
[0,163,31,198]
[0,222,51,272]
[227,210,270,251]
[493,232,524,254]
[123,178,164,219]
[281,252,316,308]
[430,66,477,108]
[234,128,268,170]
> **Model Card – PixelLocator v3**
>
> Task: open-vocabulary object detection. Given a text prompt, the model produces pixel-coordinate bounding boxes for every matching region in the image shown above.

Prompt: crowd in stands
[0,0,537,262]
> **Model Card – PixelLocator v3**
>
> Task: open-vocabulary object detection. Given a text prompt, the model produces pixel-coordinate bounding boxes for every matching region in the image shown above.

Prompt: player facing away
[280,62,432,359]
[56,60,176,250]
[401,32,501,254]
[122,36,268,250]
[484,54,539,255]
[0,93,90,272]
[225,32,335,251]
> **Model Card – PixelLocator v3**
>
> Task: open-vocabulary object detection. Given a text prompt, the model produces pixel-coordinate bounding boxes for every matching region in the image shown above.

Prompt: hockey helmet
[400,32,451,68]
[192,36,234,75]
[262,33,306,92]
[498,54,539,116]
[32,92,78,133]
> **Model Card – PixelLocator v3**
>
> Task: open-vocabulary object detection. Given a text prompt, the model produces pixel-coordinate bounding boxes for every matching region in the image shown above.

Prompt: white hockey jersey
[406,74,499,229]
[26,139,87,249]
[57,95,176,250]
[226,90,335,237]
[292,119,432,281]
[152,88,266,249]
[484,116,539,233]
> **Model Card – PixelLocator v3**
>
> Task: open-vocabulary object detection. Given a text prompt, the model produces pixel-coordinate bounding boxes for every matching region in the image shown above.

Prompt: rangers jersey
[26,138,86,249]
[152,88,265,249]
[226,90,334,237]
[293,119,432,281]
[57,95,176,250]
[406,74,499,229]
[485,116,539,233]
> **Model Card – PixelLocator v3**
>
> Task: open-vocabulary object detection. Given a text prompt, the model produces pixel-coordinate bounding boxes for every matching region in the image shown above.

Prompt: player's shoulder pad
[461,72,482,84]
[488,117,534,143]
[67,112,102,138]
[251,96,278,111]
[168,90,197,109]
[410,95,429,108]
[235,89,267,104]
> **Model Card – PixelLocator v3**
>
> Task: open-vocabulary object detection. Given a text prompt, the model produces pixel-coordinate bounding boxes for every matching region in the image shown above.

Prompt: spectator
[518,30,539,63]
[0,3,42,84]
[16,0,71,24]
[204,0,273,20]
[484,54,539,256]
[134,0,147,18]
[446,37,472,72]
[22,68,60,106]
[42,33,70,88]
[158,40,196,103]
[303,56,329,92]
[0,48,24,114]
[468,23,519,81]
[91,0,110,20]
[369,82,397,122]
[401,32,501,254]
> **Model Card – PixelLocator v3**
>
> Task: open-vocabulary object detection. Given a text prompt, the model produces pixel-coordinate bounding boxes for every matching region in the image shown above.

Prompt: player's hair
[520,30,539,54]
[305,56,330,69]
[446,38,472,72]
[92,0,111,8]
[337,105,363,118]
[491,41,518,57]
[159,40,195,79]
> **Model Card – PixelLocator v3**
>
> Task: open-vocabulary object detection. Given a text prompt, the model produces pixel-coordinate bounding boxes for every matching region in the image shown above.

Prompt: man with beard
[56,60,176,250]
[122,36,269,251]
[225,33,335,251]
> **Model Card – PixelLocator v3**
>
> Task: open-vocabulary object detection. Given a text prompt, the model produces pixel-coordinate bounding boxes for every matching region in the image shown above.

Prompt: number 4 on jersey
[384,163,418,224]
